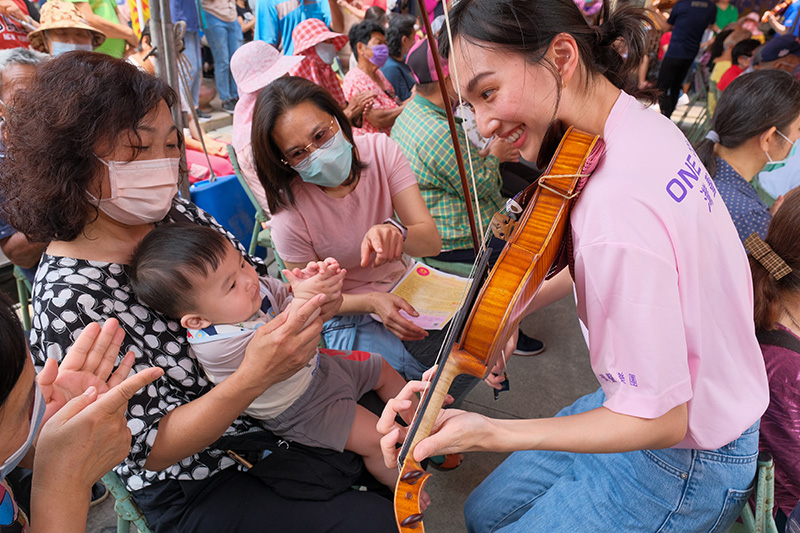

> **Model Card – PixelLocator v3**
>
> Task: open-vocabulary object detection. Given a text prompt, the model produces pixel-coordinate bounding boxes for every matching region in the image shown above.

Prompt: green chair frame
[675,63,713,143]
[729,452,779,533]
[101,471,152,533]
[226,145,274,261]
[13,266,31,331]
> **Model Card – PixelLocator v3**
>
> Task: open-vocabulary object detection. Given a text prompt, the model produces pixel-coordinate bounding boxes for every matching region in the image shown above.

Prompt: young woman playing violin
[378,0,769,530]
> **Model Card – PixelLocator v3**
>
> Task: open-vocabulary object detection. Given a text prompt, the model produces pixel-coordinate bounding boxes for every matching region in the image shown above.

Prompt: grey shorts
[259,350,383,452]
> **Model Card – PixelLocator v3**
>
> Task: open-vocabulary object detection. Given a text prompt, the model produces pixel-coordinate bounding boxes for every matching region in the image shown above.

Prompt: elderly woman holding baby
[0,52,393,531]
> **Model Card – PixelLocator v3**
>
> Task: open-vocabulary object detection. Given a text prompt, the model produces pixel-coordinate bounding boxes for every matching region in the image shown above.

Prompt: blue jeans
[183,30,202,108]
[465,389,759,532]
[322,314,428,380]
[321,314,478,407]
[202,12,241,102]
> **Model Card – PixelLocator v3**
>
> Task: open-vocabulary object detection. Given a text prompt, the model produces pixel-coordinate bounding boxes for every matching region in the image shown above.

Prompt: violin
[763,0,793,22]
[393,127,604,532]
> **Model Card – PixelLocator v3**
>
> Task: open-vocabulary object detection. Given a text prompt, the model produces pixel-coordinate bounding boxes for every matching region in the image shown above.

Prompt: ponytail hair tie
[705,130,720,143]
[744,233,793,281]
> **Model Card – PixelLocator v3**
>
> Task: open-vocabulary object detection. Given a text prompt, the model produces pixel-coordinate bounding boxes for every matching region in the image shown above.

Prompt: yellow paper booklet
[383,261,472,330]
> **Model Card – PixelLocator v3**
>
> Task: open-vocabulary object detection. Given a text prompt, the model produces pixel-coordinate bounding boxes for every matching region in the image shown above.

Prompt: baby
[129,223,411,489]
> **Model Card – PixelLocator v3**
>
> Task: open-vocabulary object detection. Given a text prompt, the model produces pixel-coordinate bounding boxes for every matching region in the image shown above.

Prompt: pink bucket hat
[230,41,303,95]
[292,18,348,55]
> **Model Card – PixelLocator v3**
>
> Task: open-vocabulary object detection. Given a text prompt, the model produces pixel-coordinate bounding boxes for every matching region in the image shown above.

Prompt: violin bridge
[491,211,516,241]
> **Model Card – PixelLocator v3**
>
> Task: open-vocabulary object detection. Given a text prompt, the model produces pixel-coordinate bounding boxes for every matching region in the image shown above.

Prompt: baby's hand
[287,258,341,281]
[283,258,345,302]
[302,257,341,279]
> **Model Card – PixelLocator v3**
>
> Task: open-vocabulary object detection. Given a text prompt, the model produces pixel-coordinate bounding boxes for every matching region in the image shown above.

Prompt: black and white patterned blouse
[30,199,269,491]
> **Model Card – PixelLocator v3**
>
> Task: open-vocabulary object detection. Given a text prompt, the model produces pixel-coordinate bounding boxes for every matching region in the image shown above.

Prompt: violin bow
[416,0,481,254]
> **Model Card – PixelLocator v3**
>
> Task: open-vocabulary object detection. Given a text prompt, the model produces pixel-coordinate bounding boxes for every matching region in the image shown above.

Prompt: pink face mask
[90,156,180,225]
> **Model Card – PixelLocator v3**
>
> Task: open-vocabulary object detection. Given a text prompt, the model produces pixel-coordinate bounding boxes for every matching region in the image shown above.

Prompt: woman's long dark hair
[751,188,800,331]
[695,70,800,177]
[439,0,656,102]
[251,76,365,214]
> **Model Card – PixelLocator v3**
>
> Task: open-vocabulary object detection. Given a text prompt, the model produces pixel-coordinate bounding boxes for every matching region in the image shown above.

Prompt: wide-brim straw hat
[28,0,106,53]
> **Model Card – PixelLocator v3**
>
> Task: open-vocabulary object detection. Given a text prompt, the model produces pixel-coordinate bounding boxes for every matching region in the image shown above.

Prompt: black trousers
[134,466,396,532]
[657,56,694,119]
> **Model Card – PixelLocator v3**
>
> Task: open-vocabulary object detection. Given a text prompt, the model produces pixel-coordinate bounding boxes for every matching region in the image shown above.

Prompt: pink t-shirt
[572,91,769,450]
[343,67,399,136]
[268,133,418,294]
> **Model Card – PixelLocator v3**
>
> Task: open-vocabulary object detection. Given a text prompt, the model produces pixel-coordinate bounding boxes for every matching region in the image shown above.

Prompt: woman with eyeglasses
[252,76,453,395]
[696,69,800,243]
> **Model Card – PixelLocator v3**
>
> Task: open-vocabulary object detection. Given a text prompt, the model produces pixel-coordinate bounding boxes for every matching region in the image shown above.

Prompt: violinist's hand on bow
[485,330,518,390]
[369,292,428,341]
[361,223,404,267]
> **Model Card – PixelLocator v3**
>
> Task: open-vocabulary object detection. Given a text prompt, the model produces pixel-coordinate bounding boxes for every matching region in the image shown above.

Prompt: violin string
[401,226,495,469]
[442,0,485,245]
[400,2,505,459]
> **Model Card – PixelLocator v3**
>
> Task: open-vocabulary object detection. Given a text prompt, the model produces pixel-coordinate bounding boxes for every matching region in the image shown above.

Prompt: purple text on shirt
[598,373,639,387]
[666,153,706,203]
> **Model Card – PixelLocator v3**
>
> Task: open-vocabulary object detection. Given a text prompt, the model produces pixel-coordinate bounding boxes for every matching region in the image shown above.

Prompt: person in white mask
[0,51,396,532]
[0,292,162,531]
[27,0,105,56]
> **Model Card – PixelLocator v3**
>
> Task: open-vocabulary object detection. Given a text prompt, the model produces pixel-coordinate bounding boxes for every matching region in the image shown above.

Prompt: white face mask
[91,156,180,225]
[49,41,93,56]
[1,381,45,480]
[315,42,337,65]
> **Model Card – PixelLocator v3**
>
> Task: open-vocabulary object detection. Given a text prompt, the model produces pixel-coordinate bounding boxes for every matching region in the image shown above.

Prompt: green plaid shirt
[391,95,504,252]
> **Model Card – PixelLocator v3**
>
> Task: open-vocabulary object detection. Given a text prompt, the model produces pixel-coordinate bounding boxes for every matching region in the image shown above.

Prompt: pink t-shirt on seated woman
[268,132,418,295]
[571,92,769,450]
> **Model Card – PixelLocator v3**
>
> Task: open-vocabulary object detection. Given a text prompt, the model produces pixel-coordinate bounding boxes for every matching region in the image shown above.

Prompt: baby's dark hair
[129,224,232,318]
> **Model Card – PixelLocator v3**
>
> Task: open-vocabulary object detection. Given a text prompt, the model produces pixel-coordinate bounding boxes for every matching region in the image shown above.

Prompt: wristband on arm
[383,217,408,241]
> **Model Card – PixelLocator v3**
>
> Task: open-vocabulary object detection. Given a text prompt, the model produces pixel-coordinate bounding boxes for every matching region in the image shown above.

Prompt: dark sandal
[429,453,463,471]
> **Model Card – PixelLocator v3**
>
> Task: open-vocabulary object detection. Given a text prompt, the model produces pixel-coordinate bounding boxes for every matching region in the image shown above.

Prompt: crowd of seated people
[5,0,800,532]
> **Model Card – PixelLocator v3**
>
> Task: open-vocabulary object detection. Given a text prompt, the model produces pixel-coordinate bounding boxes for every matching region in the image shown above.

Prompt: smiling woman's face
[450,37,560,162]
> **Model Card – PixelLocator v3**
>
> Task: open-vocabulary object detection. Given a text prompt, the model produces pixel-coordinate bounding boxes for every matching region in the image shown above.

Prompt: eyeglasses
[282,119,337,167]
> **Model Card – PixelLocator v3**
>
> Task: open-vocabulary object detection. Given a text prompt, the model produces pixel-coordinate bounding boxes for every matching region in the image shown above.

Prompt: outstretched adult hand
[31,365,163,532]
[37,319,141,424]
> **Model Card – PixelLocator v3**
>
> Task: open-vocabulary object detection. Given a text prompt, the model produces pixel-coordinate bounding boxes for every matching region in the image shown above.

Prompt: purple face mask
[369,44,389,67]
